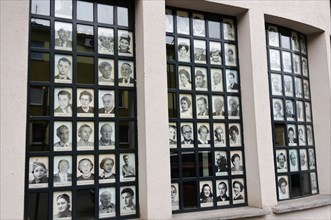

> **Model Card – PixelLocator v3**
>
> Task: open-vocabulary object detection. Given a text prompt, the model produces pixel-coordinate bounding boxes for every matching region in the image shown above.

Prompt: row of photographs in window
[166,8,236,41]
[28,154,136,188]
[275,148,316,173]
[169,122,242,148]
[270,73,310,99]
[276,172,317,200]
[272,99,312,123]
[269,49,308,76]
[171,178,245,211]
[48,186,136,219]
[274,124,314,147]
[31,0,130,27]
[267,25,307,54]
[169,66,240,92]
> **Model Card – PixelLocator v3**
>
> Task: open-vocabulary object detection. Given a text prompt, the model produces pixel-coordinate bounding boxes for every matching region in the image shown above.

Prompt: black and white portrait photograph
[273,99,284,120]
[212,96,225,119]
[98,58,114,85]
[178,38,191,62]
[54,121,72,152]
[277,176,289,200]
[197,123,210,147]
[165,9,173,33]
[99,188,116,218]
[99,122,115,150]
[55,0,72,19]
[194,40,207,63]
[276,150,287,173]
[308,148,315,170]
[118,30,133,56]
[178,66,192,90]
[267,25,279,47]
[269,49,281,71]
[293,54,301,75]
[209,42,222,65]
[171,184,179,210]
[223,19,235,41]
[298,125,306,146]
[54,88,73,117]
[285,99,295,121]
[53,156,72,187]
[120,186,136,215]
[77,122,94,151]
[215,151,227,176]
[302,57,308,77]
[77,89,94,117]
[284,75,294,97]
[216,180,230,206]
[289,149,299,172]
[99,155,116,183]
[176,11,189,35]
[282,51,292,73]
[214,123,226,147]
[98,27,114,55]
[211,68,223,91]
[291,31,299,51]
[118,60,135,86]
[232,179,245,204]
[180,123,194,148]
[310,172,318,194]
[226,69,239,92]
[300,35,307,54]
[54,55,72,83]
[199,181,213,207]
[54,22,72,51]
[271,74,283,96]
[179,94,193,118]
[300,149,308,171]
[227,96,240,119]
[230,151,244,175]
[287,124,297,146]
[224,43,237,66]
[98,90,115,117]
[193,13,205,37]
[77,155,95,185]
[303,79,310,99]
[295,77,302,98]
[307,125,314,146]
[53,191,72,219]
[29,157,48,188]
[169,123,177,148]
[120,153,135,182]
[229,123,241,147]
[305,102,312,122]
[196,95,209,118]
[296,101,304,122]
[195,68,208,90]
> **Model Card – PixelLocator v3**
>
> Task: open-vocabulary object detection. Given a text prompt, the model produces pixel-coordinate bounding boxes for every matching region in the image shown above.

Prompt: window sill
[172,207,270,220]
[272,194,331,214]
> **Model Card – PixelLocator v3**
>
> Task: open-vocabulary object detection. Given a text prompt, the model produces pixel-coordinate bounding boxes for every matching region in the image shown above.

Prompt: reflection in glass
[199,152,212,177]
[98,4,113,24]
[274,125,285,146]
[118,90,135,117]
[27,193,48,219]
[119,121,135,149]
[31,0,50,16]
[31,53,50,82]
[208,21,220,38]
[77,25,94,52]
[77,1,93,21]
[77,56,94,84]
[29,121,49,152]
[167,64,176,89]
[280,28,291,49]
[183,182,197,209]
[118,7,129,26]
[170,152,179,178]
[168,93,177,118]
[77,189,95,219]
[29,86,49,116]
[301,173,310,195]
[290,174,301,197]
[182,152,196,177]
[31,19,50,49]
[55,0,72,19]
[166,36,175,61]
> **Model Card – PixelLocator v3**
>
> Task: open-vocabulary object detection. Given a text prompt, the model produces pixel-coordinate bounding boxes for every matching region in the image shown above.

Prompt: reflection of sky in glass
[55,0,72,19]
[208,21,220,38]
[32,18,50,27]
[77,1,93,22]
[77,25,93,35]
[31,0,50,16]
[117,7,128,26]
[98,4,113,24]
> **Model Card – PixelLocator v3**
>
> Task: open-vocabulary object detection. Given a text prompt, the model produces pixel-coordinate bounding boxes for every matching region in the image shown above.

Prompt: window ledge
[172,207,270,220]
[272,194,331,214]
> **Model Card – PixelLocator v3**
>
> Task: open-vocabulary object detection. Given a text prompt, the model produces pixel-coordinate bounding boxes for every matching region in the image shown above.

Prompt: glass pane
[168,93,177,118]
[118,90,135,117]
[77,1,93,21]
[119,121,135,149]
[28,121,49,152]
[290,173,301,197]
[77,25,94,53]
[301,173,310,195]
[208,21,220,38]
[55,0,72,19]
[274,125,285,146]
[30,53,50,82]
[31,19,50,49]
[27,193,49,219]
[182,152,196,177]
[29,86,50,116]
[280,28,291,49]
[170,152,179,178]
[98,4,113,24]
[117,7,128,26]
[199,151,212,177]
[77,56,94,84]
[167,64,176,89]
[183,182,197,209]
[166,36,175,61]
[77,189,95,219]
[31,0,50,15]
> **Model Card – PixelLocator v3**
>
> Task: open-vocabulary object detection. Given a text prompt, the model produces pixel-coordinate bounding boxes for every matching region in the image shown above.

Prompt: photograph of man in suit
[55,26,72,50]
[194,46,206,62]
[77,90,94,114]
[55,57,71,81]
[119,62,134,85]
[195,70,207,89]
[197,96,209,116]
[54,90,72,115]
[215,153,227,173]
[288,127,297,146]
[197,124,210,145]
[213,97,224,117]
[54,125,72,148]
[181,124,194,145]
[228,97,239,117]
[227,71,239,90]
[54,159,72,183]
[99,123,114,147]
[99,93,114,115]
[214,126,225,145]
[217,182,230,202]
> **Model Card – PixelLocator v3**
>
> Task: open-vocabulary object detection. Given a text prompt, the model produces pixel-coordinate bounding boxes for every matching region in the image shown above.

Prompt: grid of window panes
[26,0,138,219]
[266,24,318,201]
[166,7,247,212]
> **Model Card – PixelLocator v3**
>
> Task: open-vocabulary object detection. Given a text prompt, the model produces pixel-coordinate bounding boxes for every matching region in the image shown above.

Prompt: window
[266,24,318,200]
